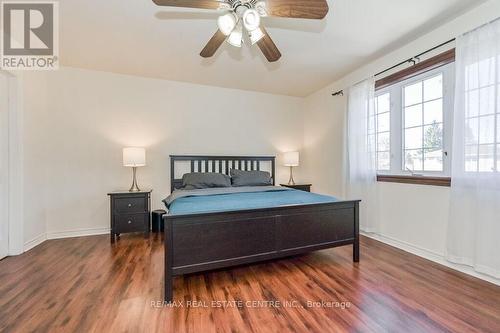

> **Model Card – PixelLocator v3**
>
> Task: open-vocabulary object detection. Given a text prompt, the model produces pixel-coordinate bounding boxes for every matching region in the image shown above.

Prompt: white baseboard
[23,233,47,252]
[362,231,500,286]
[46,227,110,240]
[23,227,109,252]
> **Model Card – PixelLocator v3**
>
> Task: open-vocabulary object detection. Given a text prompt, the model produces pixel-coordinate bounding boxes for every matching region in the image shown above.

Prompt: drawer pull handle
[127,220,132,224]
[127,203,132,208]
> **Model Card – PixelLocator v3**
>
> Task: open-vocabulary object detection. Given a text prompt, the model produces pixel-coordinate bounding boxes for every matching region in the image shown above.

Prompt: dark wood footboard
[164,200,360,302]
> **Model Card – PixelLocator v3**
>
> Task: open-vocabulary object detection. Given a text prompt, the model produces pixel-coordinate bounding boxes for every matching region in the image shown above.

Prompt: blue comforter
[164,186,338,216]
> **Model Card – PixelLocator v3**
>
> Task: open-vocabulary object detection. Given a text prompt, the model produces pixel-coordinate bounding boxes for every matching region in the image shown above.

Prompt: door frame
[0,72,8,259]
[0,70,23,257]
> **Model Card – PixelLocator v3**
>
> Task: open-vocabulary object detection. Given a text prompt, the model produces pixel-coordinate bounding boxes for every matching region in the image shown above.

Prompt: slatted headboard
[170,155,276,192]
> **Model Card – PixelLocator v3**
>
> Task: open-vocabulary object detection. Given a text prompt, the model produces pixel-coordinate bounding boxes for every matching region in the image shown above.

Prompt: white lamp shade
[283,151,299,167]
[217,12,237,36]
[242,9,260,31]
[123,147,146,167]
[227,24,243,47]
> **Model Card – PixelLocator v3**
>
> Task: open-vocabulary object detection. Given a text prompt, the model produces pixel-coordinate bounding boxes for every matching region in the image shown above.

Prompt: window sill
[377,174,451,187]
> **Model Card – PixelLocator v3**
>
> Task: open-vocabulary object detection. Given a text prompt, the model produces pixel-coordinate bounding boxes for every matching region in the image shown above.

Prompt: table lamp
[123,147,146,192]
[283,151,299,185]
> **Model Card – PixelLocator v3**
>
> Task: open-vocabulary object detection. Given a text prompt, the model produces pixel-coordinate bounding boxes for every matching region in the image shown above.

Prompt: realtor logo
[1,1,59,70]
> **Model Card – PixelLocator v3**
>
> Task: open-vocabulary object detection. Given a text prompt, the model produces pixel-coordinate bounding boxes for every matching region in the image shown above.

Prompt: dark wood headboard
[170,155,276,192]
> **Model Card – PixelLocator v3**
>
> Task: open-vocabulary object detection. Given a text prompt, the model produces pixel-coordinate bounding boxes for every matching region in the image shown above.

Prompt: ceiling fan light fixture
[242,9,261,31]
[154,0,329,63]
[217,12,238,36]
[227,24,243,47]
[254,1,268,17]
[249,27,265,45]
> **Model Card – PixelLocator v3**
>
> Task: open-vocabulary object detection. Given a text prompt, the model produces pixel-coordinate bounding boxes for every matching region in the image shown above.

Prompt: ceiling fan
[152,0,329,62]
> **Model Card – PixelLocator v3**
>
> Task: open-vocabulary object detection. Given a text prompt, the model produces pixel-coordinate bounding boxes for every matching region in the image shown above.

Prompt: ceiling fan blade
[265,0,329,19]
[256,27,281,62]
[200,29,226,58]
[152,0,224,10]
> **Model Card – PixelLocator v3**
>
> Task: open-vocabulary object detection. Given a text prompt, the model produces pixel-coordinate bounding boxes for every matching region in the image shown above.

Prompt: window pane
[478,144,495,172]
[405,82,422,106]
[377,112,390,132]
[424,99,443,125]
[423,123,443,149]
[478,57,496,87]
[405,149,423,171]
[424,74,443,101]
[377,132,390,151]
[465,62,479,90]
[465,145,478,172]
[497,115,500,143]
[465,117,479,145]
[405,127,422,149]
[377,152,390,171]
[424,149,443,171]
[405,104,422,128]
[378,93,390,113]
[498,56,500,83]
[375,92,391,171]
[367,134,376,152]
[497,85,500,114]
[479,115,495,144]
[479,85,495,116]
[498,84,500,114]
[497,145,500,172]
[466,89,479,118]
[368,114,375,134]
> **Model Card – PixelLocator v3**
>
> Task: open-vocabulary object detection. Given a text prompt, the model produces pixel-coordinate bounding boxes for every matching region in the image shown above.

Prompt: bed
[163,155,360,302]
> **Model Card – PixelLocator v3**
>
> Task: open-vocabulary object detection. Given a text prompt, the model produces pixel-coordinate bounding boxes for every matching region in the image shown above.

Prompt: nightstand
[280,184,312,192]
[108,190,152,243]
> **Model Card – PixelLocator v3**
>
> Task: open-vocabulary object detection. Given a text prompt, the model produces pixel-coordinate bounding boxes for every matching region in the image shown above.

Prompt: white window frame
[375,62,455,177]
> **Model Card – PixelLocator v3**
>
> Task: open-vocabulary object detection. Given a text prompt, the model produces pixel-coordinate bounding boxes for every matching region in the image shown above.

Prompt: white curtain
[447,19,500,278]
[347,78,380,232]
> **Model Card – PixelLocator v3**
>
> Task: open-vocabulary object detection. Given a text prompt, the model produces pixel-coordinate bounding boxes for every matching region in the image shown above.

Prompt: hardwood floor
[1,234,499,333]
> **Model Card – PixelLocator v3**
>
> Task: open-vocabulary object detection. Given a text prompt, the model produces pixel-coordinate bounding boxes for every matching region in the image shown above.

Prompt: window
[403,74,444,172]
[375,93,391,170]
[375,62,454,177]
[463,57,500,172]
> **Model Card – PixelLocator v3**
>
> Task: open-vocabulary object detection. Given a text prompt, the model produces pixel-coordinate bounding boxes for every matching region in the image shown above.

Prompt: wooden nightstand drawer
[114,197,147,214]
[114,213,147,233]
[108,190,152,243]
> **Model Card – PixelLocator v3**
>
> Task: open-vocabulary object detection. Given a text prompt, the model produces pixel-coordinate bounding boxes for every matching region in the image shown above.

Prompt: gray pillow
[181,172,231,190]
[230,169,272,187]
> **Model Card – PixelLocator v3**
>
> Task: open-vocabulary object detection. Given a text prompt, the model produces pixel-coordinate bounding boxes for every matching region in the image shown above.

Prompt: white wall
[21,67,304,242]
[303,92,346,197]
[302,0,500,284]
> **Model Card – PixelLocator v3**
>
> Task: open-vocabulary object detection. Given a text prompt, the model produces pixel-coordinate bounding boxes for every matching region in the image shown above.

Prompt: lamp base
[129,167,141,192]
[287,166,296,185]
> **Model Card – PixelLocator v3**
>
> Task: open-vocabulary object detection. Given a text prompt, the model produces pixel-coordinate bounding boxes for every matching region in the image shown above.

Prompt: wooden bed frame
[164,155,360,302]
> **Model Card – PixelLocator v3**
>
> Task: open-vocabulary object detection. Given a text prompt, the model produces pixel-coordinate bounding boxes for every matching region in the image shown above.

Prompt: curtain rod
[331,38,456,96]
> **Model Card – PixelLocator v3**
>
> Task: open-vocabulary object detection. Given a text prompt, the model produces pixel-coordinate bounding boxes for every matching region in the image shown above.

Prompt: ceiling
[60,0,486,97]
